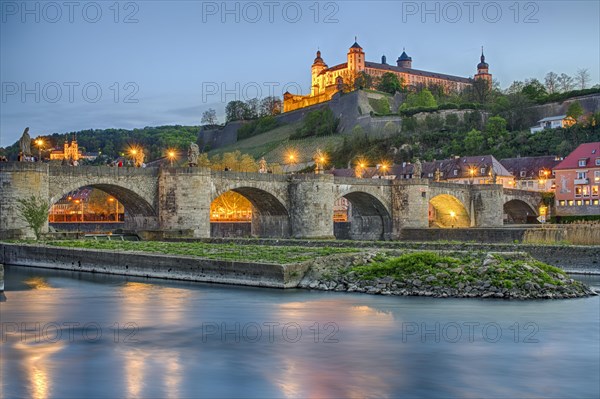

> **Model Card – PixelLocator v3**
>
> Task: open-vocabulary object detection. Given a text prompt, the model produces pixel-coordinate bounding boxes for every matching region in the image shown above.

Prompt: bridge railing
[333,176,393,186]
[0,161,48,172]
[48,165,159,177]
[210,170,290,182]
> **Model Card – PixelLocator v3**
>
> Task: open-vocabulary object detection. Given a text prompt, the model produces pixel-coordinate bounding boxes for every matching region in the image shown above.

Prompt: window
[568,200,574,206]
[480,167,486,175]
[596,158,600,166]
[582,186,590,197]
[584,200,590,205]
[520,171,526,177]
[577,171,587,180]
[453,170,458,176]
[559,200,566,206]
[575,186,582,197]
[592,186,599,197]
[594,200,599,206]
[595,171,600,182]
[576,200,583,206]
[578,159,587,167]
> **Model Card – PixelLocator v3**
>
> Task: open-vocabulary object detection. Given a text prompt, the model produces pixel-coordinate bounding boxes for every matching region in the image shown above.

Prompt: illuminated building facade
[284,40,492,112]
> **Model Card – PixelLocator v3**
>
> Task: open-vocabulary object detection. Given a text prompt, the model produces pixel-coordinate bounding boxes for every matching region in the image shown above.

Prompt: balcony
[574,178,589,185]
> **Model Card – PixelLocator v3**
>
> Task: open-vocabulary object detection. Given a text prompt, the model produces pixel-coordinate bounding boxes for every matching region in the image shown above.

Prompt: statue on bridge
[258,157,268,173]
[18,127,31,159]
[486,164,497,184]
[412,158,422,179]
[434,167,441,182]
[188,142,200,167]
[134,150,145,168]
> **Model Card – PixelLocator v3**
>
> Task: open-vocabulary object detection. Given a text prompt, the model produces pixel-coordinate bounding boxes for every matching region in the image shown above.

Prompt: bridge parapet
[333,176,393,186]
[48,165,159,177]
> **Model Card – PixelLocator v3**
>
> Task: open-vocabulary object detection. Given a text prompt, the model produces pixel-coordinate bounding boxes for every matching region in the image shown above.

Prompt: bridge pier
[288,174,335,239]
[0,163,49,239]
[391,180,430,238]
[471,185,504,227]
[158,168,211,238]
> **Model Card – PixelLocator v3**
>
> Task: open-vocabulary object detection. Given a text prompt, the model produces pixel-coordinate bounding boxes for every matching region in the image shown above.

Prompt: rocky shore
[297,251,596,299]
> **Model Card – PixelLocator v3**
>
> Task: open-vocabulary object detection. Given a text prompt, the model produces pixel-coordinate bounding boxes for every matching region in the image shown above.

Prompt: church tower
[311,50,328,96]
[474,47,492,87]
[347,39,365,74]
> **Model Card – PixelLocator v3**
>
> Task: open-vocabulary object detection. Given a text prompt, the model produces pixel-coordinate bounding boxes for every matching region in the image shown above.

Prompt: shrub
[290,108,339,140]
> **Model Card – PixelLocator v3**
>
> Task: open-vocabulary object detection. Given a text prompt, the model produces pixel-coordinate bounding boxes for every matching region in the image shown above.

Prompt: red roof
[554,142,600,170]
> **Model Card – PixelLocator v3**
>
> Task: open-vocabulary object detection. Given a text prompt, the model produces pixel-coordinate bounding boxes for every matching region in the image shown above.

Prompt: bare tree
[575,68,590,90]
[201,108,217,125]
[558,73,575,92]
[544,72,559,94]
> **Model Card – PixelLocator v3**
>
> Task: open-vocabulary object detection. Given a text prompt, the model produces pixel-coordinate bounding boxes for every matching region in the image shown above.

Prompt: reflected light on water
[14,342,64,399]
[23,277,54,290]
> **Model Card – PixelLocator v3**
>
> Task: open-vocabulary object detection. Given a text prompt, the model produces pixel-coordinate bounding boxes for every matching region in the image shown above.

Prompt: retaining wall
[0,243,308,288]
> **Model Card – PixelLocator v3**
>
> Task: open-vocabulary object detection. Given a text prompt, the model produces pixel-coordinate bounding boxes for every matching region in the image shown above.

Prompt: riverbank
[0,241,595,298]
[167,237,600,274]
[298,251,595,299]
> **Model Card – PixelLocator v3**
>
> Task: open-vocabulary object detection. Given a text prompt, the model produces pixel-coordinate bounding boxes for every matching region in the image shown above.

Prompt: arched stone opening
[503,199,538,224]
[210,187,290,238]
[50,184,157,231]
[429,194,470,228]
[334,192,392,240]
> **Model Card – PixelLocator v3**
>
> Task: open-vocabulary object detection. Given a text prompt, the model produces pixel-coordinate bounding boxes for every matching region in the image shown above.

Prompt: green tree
[400,89,437,110]
[463,129,484,154]
[521,79,547,101]
[377,73,403,94]
[16,196,49,240]
[566,101,584,121]
[354,72,374,90]
[225,100,249,122]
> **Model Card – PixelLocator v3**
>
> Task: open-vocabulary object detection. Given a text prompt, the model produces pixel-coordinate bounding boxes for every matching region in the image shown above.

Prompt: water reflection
[14,340,64,399]
[1,266,598,399]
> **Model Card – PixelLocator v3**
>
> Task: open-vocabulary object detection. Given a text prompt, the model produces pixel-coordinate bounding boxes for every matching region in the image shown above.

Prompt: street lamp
[35,138,44,162]
[108,197,118,222]
[314,150,327,174]
[449,210,456,228]
[74,199,83,222]
[469,167,475,184]
[380,163,388,178]
[167,150,176,167]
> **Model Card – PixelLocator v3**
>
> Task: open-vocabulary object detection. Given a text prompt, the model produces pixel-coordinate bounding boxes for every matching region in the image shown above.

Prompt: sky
[1,0,599,147]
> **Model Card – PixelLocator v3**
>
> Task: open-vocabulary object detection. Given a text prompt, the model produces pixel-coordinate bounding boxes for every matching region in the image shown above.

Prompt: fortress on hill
[283,40,492,112]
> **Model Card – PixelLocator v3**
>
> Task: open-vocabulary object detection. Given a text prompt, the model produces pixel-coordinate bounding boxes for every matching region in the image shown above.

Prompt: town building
[530,115,576,134]
[332,155,514,188]
[500,156,562,192]
[49,137,82,161]
[553,142,600,217]
[284,40,492,112]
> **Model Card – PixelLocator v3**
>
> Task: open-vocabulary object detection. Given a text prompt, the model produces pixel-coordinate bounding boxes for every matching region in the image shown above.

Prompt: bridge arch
[50,183,158,230]
[334,191,392,240]
[503,199,538,224]
[429,194,470,228]
[210,186,290,238]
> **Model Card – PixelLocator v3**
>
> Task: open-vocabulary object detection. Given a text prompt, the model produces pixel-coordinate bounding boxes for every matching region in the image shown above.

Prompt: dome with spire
[312,50,327,67]
[477,49,489,69]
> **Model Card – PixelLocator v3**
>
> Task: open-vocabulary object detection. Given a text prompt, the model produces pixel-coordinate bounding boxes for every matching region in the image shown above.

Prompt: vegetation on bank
[350,252,567,289]
[44,240,358,264]
[302,251,593,299]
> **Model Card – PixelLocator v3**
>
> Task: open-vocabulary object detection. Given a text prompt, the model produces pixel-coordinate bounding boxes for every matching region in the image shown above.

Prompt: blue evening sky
[1,0,599,147]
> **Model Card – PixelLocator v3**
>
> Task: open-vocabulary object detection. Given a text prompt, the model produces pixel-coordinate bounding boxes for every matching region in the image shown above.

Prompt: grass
[208,121,346,165]
[350,251,569,289]
[44,240,359,264]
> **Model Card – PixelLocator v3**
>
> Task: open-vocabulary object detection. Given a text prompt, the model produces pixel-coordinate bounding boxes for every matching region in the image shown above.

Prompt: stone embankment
[297,251,596,299]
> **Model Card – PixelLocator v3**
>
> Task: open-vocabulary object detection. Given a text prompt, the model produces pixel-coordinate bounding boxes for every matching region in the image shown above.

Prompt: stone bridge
[0,163,544,240]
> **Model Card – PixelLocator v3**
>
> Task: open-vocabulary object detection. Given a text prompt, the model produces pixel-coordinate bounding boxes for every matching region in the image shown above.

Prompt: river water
[1,265,599,399]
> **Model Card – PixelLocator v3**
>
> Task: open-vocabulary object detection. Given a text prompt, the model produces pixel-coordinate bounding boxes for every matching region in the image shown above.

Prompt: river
[1,265,599,398]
